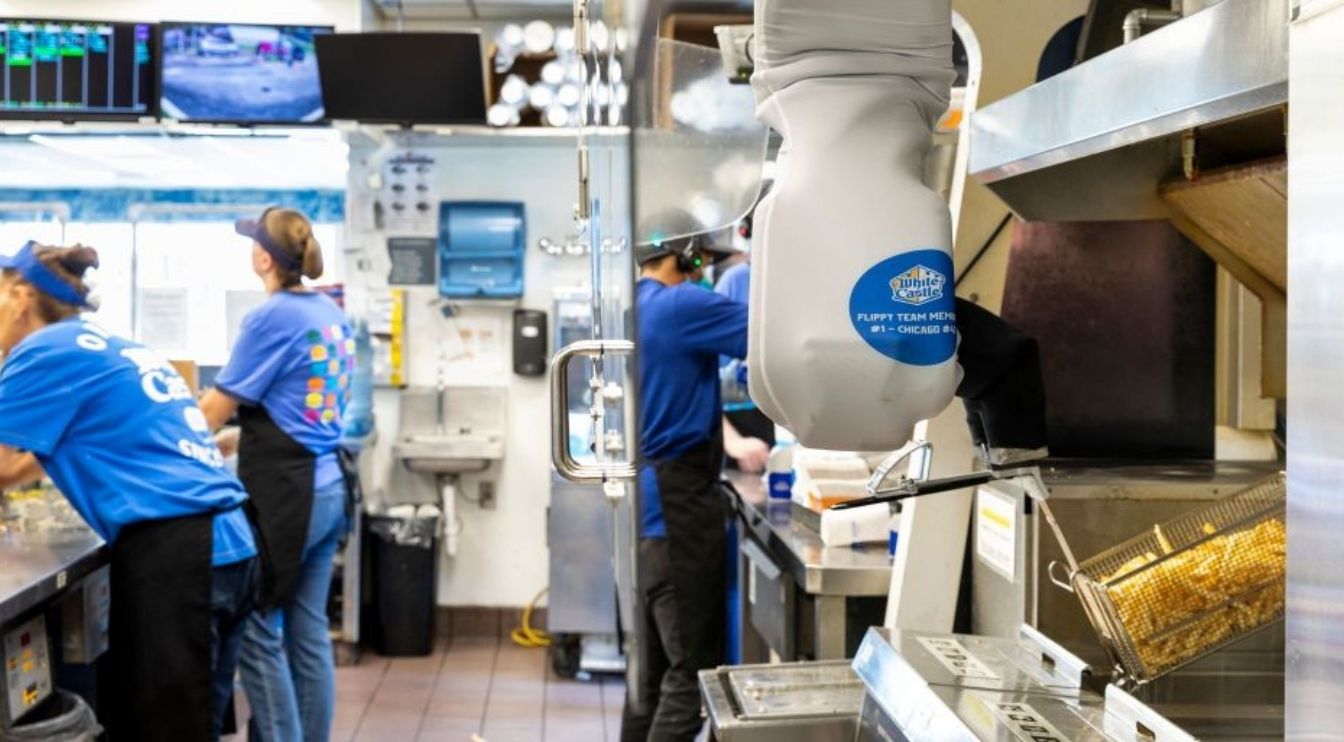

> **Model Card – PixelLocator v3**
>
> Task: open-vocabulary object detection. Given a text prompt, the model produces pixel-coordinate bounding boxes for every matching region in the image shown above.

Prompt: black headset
[645,233,705,274]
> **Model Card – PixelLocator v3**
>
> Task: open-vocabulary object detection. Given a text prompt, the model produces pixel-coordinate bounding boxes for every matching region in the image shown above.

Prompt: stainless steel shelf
[968,0,1289,221]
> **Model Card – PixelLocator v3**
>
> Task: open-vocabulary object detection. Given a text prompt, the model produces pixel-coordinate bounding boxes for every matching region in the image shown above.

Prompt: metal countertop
[0,529,107,626]
[725,470,892,597]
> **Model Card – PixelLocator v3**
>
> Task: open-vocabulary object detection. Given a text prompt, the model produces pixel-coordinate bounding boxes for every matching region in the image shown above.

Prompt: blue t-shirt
[715,261,752,371]
[636,278,748,538]
[215,291,354,491]
[715,261,751,305]
[0,320,255,566]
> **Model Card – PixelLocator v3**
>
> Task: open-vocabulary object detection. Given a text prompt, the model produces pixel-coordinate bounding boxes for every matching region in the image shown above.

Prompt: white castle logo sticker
[890,265,946,306]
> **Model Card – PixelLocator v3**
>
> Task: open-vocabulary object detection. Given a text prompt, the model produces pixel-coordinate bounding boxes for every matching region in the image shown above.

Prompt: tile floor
[224,627,626,742]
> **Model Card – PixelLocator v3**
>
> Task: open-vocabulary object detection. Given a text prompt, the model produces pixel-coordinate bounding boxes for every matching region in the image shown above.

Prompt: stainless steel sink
[393,432,504,475]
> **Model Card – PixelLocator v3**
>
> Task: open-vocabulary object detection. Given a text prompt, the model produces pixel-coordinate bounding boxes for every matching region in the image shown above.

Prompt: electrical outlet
[479,481,497,509]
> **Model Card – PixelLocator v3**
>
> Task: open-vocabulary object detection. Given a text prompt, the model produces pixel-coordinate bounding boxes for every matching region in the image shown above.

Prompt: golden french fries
[1102,516,1286,676]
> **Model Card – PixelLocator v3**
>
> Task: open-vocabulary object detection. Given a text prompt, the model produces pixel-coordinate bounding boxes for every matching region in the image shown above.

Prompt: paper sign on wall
[976,487,1017,580]
[137,288,189,352]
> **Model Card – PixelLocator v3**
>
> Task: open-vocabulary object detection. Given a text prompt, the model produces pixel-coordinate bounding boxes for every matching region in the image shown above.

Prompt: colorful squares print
[304,321,356,427]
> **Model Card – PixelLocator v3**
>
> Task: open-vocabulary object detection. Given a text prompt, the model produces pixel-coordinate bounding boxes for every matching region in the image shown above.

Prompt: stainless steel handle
[1048,560,1075,593]
[865,440,933,496]
[551,339,638,483]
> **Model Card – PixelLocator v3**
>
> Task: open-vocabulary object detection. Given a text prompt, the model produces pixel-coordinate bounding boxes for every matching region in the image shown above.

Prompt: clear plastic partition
[550,0,767,711]
[632,38,768,244]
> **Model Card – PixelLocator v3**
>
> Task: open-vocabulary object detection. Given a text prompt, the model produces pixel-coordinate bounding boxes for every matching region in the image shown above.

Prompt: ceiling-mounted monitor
[159,22,332,124]
[315,32,487,126]
[0,18,156,120]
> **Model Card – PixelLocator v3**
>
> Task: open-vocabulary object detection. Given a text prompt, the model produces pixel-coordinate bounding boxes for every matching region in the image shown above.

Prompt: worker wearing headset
[623,215,748,742]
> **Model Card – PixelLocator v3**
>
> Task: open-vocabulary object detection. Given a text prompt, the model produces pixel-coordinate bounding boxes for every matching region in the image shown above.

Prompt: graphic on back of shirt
[0,319,251,560]
[303,322,356,426]
[215,292,354,490]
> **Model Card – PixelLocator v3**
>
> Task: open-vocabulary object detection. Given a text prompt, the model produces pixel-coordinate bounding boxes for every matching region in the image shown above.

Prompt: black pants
[621,538,720,742]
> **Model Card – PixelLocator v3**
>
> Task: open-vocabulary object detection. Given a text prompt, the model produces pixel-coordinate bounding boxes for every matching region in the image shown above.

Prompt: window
[66,223,134,338]
[0,221,65,253]
[132,222,344,365]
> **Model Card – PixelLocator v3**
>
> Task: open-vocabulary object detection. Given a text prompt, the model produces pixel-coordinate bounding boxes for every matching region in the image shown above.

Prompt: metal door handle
[550,339,638,483]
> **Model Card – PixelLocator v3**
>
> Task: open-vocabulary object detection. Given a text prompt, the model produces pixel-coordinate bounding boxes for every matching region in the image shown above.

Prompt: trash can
[0,690,101,742]
[364,513,440,656]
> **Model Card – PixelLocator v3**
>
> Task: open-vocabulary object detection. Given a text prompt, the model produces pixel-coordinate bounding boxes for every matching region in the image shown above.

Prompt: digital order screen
[0,20,154,118]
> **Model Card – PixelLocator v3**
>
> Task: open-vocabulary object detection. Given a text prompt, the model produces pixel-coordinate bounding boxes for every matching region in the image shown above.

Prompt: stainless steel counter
[727,471,892,661]
[727,471,892,597]
[0,530,106,627]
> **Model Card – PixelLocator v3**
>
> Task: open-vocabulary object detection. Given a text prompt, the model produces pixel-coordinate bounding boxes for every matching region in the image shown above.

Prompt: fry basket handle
[1047,560,1075,593]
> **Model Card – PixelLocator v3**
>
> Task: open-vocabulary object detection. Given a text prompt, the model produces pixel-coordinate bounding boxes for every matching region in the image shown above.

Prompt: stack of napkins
[819,504,893,547]
[791,448,872,511]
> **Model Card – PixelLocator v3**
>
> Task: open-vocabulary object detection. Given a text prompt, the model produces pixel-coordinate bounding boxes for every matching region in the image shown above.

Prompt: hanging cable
[955,212,1014,288]
[509,587,552,648]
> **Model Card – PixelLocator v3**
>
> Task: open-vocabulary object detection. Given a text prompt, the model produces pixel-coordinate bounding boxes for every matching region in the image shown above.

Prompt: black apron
[650,425,728,672]
[237,404,316,610]
[100,512,215,742]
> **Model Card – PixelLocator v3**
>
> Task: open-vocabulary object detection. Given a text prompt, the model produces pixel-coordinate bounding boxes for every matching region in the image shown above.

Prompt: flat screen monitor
[159,22,331,124]
[315,33,486,125]
[0,19,156,120]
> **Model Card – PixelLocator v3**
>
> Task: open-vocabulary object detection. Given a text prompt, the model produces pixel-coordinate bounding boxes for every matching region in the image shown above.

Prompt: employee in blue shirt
[622,223,748,742]
[0,242,257,742]
[200,207,355,742]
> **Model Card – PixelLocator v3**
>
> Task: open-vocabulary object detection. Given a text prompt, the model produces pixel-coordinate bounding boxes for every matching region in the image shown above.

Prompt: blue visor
[235,208,301,272]
[0,242,93,309]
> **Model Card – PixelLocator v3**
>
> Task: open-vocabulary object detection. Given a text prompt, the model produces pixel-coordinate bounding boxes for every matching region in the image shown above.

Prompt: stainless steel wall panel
[1286,0,1344,733]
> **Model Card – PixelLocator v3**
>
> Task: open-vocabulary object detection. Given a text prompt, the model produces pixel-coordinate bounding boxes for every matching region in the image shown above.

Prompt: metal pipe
[1123,8,1184,44]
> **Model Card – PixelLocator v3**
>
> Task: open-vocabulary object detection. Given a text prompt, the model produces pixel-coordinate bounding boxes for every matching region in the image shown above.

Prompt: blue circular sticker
[848,249,957,366]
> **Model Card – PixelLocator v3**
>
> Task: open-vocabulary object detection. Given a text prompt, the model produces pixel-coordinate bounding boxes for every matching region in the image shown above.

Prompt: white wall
[346,134,600,607]
[0,0,366,30]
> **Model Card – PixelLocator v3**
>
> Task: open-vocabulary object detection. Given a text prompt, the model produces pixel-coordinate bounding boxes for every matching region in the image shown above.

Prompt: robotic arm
[747,0,963,451]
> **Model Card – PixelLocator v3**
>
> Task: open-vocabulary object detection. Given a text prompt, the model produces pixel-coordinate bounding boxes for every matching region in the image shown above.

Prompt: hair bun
[58,246,100,278]
[300,231,324,281]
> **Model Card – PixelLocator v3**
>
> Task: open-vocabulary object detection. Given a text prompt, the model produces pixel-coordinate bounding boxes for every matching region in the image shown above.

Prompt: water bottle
[748,0,961,451]
[343,318,375,448]
[765,425,796,500]
[721,359,753,412]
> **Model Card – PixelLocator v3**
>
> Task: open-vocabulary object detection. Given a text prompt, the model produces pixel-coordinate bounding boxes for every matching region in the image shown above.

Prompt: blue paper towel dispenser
[438,201,526,299]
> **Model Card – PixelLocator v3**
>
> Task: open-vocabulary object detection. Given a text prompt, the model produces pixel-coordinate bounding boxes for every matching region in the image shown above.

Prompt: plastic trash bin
[364,513,440,656]
[0,690,101,742]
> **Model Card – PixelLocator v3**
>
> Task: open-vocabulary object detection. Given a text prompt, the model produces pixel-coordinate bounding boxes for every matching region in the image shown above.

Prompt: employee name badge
[916,636,999,680]
[849,250,957,366]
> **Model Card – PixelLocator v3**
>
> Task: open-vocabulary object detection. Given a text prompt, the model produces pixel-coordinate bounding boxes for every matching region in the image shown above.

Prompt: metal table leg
[813,596,848,660]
